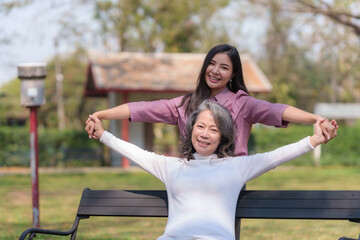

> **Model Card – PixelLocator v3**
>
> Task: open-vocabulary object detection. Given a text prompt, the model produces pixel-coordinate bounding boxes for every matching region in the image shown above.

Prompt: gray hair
[179,100,235,160]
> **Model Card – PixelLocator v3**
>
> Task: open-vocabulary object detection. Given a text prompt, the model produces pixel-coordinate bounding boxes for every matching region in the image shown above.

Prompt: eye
[221,65,230,70]
[210,128,219,133]
[196,124,204,129]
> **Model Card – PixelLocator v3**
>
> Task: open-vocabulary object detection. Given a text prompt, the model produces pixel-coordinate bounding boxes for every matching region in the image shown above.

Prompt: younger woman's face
[205,52,234,97]
[191,110,221,156]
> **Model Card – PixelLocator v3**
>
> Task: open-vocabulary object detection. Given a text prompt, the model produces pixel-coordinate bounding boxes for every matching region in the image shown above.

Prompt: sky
[0,0,265,88]
[0,0,97,87]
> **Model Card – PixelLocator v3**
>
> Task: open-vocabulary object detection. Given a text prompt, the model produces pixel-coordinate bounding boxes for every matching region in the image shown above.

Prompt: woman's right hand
[88,115,105,140]
[309,119,327,148]
[85,117,96,139]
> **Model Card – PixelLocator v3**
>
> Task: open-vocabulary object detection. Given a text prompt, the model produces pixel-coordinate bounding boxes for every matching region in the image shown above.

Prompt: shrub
[0,126,104,167]
[250,123,360,166]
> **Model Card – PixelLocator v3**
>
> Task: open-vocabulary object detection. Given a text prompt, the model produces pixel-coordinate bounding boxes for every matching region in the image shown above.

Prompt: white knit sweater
[100,131,314,240]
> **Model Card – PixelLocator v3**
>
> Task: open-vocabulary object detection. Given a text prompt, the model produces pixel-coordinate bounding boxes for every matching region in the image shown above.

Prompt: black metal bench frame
[19,188,360,240]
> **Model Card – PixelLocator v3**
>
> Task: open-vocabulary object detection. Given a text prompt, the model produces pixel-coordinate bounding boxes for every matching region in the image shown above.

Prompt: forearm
[93,104,130,120]
[282,106,323,124]
[100,131,167,182]
[245,137,314,182]
[309,135,324,148]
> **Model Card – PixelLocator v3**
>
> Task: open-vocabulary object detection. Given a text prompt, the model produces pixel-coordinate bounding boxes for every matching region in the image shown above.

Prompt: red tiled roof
[84,51,272,97]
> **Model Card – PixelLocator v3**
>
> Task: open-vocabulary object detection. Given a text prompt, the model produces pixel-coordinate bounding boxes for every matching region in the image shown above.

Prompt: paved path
[0,166,141,176]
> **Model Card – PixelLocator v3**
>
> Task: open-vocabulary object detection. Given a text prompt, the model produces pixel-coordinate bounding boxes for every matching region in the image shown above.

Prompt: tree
[0,1,236,129]
[0,48,107,129]
[242,0,360,106]
[94,0,231,52]
[293,0,360,37]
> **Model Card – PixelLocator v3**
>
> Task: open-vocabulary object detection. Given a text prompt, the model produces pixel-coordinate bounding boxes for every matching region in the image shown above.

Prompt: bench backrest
[77,188,360,222]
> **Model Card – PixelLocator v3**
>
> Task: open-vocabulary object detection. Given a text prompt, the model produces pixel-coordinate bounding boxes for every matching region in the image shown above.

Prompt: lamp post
[18,63,46,228]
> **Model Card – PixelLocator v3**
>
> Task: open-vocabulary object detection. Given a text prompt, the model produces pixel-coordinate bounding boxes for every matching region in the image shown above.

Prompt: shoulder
[234,89,250,97]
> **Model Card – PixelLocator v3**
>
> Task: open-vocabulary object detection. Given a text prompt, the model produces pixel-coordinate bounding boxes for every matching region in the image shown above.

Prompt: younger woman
[86,44,337,156]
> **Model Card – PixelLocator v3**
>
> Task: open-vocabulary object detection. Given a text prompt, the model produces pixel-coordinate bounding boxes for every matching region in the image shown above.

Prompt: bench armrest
[19,227,77,240]
[338,234,360,240]
[19,216,82,240]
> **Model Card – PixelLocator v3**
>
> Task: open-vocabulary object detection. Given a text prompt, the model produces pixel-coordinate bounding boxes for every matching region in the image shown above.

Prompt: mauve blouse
[128,88,289,156]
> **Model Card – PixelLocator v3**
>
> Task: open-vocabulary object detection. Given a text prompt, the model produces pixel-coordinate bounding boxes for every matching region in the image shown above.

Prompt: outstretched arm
[282,106,338,143]
[85,104,130,138]
[88,114,170,183]
[243,119,330,182]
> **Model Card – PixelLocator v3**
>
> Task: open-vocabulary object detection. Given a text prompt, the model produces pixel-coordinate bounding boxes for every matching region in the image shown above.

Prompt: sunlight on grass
[1,166,359,240]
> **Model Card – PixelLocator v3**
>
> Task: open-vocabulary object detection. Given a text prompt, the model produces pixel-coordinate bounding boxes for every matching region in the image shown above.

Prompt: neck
[210,89,220,98]
[210,87,227,98]
[194,152,217,160]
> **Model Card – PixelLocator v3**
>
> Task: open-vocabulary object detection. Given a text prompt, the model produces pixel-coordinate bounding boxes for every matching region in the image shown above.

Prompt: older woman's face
[191,110,221,156]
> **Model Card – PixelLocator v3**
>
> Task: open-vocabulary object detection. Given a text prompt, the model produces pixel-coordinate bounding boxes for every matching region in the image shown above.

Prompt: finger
[319,118,326,124]
[86,122,94,133]
[87,124,95,138]
[89,114,101,123]
[85,122,92,131]
[322,128,330,140]
[332,120,339,130]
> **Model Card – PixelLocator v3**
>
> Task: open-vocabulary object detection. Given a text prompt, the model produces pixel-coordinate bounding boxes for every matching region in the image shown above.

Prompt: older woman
[89,100,330,240]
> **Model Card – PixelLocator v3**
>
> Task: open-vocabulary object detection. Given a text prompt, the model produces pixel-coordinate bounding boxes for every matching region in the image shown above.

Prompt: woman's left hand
[320,119,338,144]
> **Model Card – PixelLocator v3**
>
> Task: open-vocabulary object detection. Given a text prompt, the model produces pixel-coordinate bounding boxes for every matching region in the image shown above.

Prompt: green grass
[1,166,360,240]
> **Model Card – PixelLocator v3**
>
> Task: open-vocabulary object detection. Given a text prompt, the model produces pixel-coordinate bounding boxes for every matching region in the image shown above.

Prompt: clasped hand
[87,115,105,140]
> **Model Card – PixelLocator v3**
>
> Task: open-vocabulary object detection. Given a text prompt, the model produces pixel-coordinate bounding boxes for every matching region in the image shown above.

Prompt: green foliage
[0,126,105,167]
[251,123,360,166]
[0,48,107,129]
[94,0,231,52]
[153,123,179,155]
[2,123,360,167]
[255,0,360,111]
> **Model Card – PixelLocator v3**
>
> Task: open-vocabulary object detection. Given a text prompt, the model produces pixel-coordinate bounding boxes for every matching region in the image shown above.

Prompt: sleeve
[128,96,183,125]
[100,131,170,183]
[241,95,289,127]
[241,136,315,182]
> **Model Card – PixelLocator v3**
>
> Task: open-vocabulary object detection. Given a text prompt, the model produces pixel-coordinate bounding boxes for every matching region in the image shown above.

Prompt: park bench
[19,188,360,240]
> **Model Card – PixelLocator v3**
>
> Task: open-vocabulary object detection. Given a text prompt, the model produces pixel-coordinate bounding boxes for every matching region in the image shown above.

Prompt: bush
[250,123,360,166]
[1,123,359,167]
[0,126,105,167]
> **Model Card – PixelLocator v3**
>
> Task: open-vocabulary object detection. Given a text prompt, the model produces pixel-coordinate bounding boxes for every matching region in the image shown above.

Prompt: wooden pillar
[121,92,130,168]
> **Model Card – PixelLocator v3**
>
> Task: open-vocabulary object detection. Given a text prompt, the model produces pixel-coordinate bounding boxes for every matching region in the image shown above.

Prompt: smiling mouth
[208,75,220,83]
[197,140,210,146]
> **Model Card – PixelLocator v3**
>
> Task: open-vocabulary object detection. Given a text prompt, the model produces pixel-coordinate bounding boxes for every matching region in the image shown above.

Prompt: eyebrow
[210,59,231,68]
[197,120,218,128]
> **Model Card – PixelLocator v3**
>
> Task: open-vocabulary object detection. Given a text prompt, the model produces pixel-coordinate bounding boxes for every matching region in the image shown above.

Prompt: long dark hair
[179,100,235,160]
[180,44,249,116]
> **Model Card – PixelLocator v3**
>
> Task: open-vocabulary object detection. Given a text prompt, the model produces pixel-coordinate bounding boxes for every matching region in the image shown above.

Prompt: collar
[212,88,234,105]
[193,153,218,160]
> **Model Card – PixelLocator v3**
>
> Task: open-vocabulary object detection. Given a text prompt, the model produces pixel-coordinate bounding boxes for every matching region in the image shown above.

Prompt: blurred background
[1,1,360,240]
[0,0,359,167]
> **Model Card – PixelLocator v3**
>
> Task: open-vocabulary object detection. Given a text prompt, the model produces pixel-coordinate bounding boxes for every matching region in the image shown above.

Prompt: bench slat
[237,208,359,219]
[77,189,360,221]
[78,206,168,217]
[238,199,360,209]
[19,188,360,240]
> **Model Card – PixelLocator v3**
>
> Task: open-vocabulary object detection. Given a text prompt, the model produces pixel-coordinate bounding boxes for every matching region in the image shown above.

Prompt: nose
[200,129,209,139]
[212,65,220,75]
